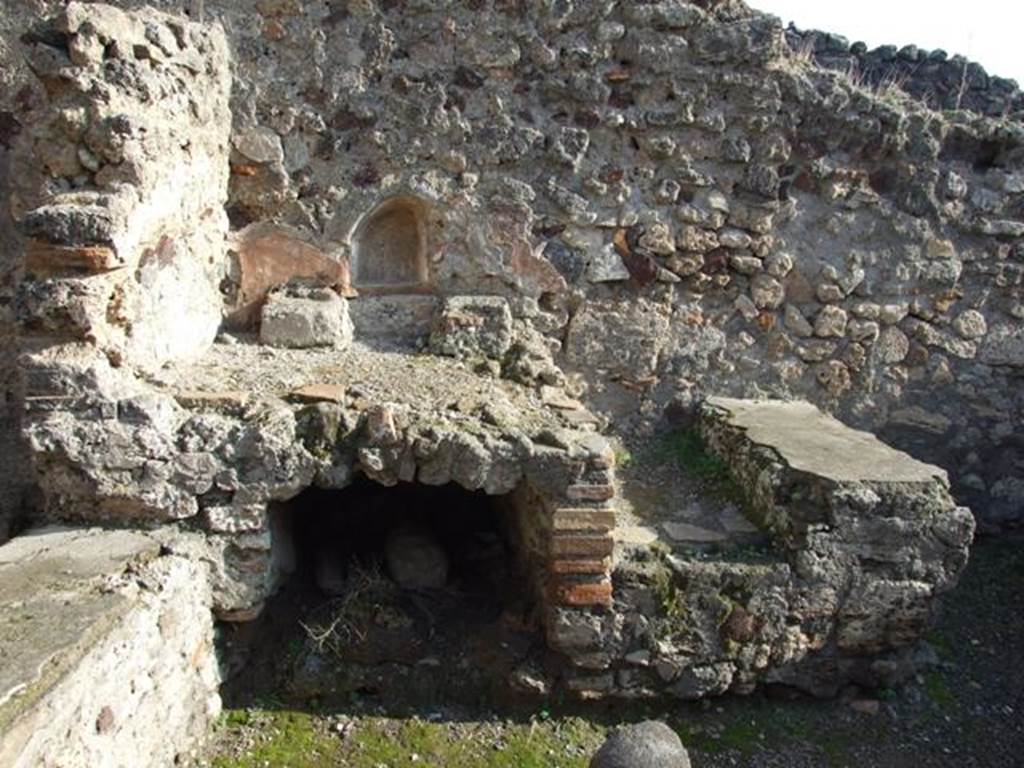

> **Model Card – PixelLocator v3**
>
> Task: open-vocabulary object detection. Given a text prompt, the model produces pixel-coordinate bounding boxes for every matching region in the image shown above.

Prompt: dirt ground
[200,530,1023,768]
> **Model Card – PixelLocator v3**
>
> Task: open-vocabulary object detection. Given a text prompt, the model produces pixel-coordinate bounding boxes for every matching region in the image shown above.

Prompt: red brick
[289,383,346,404]
[549,580,613,607]
[566,484,615,502]
[24,239,122,273]
[549,559,610,576]
[550,535,614,558]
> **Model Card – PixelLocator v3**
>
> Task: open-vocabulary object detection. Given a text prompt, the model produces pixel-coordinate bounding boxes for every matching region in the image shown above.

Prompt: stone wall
[3,0,1024,532]
[784,25,1024,120]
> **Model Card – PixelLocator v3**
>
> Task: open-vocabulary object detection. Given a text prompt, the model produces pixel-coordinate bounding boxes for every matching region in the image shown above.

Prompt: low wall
[0,527,221,768]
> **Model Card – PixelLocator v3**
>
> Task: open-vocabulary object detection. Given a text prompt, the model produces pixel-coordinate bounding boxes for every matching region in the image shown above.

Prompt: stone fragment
[816,359,852,395]
[259,287,353,349]
[553,126,590,168]
[728,253,762,275]
[876,327,910,363]
[288,384,346,404]
[734,294,759,321]
[814,305,848,338]
[639,223,676,256]
[765,251,794,278]
[665,253,704,277]
[589,721,691,768]
[750,273,785,309]
[848,319,880,343]
[232,126,284,164]
[429,295,513,360]
[587,245,631,282]
[816,282,844,303]
[784,304,813,337]
[953,309,987,339]
[981,324,1024,367]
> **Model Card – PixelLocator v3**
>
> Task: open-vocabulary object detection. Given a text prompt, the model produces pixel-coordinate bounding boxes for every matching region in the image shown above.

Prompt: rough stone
[260,287,353,350]
[429,296,514,361]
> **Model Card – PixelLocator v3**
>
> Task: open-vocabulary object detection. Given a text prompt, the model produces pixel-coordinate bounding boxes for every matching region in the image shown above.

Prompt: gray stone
[260,288,353,350]
[587,245,631,282]
[980,323,1024,366]
[429,295,513,360]
[590,721,690,768]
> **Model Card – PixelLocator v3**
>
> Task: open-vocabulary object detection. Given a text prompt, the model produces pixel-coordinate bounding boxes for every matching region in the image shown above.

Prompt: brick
[566,484,615,502]
[550,534,614,558]
[24,239,122,273]
[288,383,346,404]
[552,508,617,533]
[549,579,613,607]
[549,559,610,575]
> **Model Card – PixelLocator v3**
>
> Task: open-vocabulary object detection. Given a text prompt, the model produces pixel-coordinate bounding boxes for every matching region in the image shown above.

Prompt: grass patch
[212,710,341,768]
[211,711,606,768]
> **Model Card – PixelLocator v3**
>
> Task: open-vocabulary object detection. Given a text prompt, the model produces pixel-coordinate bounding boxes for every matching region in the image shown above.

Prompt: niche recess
[352,195,430,293]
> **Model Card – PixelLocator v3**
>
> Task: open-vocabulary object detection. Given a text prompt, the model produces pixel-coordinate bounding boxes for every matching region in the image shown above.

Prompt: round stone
[953,309,987,339]
[590,721,691,768]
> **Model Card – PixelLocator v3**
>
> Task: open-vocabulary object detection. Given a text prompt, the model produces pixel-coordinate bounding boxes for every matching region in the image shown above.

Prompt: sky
[749,1,1024,86]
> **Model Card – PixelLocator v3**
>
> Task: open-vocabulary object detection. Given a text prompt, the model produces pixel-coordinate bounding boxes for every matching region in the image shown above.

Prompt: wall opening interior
[352,196,429,293]
[219,476,545,710]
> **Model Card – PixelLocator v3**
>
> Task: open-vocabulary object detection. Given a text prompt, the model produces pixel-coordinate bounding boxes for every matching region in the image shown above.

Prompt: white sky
[749,1,1024,86]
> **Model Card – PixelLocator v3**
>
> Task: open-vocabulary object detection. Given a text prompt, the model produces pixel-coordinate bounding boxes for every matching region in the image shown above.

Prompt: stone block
[429,295,514,360]
[260,287,353,349]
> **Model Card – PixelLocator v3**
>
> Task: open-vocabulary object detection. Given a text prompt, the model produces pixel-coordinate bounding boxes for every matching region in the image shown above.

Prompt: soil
[200,531,1024,768]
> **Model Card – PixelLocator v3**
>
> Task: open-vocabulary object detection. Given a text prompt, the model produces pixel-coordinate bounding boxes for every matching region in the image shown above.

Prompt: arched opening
[222,477,544,708]
[351,196,429,292]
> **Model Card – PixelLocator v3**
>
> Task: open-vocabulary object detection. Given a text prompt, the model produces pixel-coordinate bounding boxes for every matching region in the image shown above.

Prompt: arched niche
[351,195,429,293]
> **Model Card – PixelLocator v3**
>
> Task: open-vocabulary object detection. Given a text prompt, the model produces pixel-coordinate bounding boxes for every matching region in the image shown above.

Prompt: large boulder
[590,721,691,768]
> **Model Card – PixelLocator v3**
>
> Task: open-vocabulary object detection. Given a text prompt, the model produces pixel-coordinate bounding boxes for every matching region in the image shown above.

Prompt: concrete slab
[704,397,947,485]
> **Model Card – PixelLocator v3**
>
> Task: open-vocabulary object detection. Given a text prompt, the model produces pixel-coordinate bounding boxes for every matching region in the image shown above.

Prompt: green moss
[212,711,606,768]
[212,710,341,768]
[924,670,956,711]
